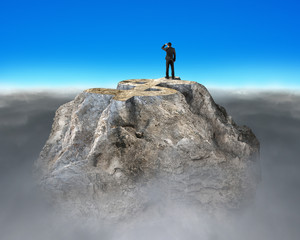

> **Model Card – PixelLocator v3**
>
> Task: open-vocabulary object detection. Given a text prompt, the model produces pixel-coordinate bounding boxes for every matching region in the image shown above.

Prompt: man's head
[167,42,172,47]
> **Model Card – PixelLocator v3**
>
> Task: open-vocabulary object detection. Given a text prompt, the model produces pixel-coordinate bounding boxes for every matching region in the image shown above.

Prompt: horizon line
[1,85,300,96]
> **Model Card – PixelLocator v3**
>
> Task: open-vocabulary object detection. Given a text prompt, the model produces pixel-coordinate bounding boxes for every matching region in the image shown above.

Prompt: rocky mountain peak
[35,77,260,220]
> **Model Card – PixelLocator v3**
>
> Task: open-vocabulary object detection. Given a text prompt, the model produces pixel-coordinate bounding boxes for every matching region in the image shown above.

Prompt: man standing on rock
[161,42,176,79]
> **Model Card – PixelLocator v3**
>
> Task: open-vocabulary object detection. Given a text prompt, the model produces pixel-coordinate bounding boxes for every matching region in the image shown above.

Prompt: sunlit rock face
[35,77,260,221]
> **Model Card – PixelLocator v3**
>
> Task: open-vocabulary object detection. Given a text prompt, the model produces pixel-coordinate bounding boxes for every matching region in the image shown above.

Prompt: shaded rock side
[35,77,260,220]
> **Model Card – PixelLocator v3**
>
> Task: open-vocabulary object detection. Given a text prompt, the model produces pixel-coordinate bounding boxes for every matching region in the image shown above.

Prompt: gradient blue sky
[0,0,299,89]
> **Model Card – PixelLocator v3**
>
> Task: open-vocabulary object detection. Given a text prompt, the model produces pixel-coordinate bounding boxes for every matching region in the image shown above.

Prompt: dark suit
[161,44,176,78]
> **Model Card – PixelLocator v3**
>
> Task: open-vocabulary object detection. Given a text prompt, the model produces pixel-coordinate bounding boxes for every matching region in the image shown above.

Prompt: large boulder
[35,77,260,221]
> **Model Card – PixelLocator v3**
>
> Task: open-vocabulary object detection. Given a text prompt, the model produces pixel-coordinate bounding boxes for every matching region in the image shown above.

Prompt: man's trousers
[166,59,175,78]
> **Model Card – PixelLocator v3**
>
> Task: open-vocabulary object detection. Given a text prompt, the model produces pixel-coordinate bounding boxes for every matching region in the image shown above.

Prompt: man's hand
[161,44,167,50]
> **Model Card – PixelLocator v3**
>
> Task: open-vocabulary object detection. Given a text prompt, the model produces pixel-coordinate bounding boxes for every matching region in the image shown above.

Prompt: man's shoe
[165,76,169,79]
[172,76,175,79]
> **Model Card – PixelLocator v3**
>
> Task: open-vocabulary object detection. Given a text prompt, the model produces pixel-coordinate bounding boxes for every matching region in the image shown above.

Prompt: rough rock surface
[35,77,260,221]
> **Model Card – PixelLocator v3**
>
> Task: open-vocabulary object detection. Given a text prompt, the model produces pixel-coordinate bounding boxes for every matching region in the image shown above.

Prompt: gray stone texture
[35,78,260,221]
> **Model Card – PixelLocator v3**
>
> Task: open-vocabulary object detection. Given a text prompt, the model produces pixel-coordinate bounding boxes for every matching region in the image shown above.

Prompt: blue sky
[0,0,299,89]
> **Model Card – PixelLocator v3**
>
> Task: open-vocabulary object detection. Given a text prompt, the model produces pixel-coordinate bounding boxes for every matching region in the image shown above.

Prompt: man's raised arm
[161,44,167,51]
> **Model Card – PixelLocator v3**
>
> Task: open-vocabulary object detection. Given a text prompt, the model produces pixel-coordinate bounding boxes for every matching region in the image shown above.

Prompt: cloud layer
[0,89,300,240]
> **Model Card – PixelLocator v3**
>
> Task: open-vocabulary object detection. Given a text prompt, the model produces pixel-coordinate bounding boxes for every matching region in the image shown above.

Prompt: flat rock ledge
[35,77,260,221]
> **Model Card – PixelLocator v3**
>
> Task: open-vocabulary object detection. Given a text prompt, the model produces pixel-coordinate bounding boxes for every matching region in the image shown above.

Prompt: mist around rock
[0,88,300,240]
[34,78,260,221]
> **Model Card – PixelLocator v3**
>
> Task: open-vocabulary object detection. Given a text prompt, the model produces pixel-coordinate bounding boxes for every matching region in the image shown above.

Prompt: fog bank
[0,89,299,240]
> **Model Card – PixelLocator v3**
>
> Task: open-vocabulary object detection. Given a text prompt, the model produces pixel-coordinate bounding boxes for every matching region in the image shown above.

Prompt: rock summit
[35,77,260,220]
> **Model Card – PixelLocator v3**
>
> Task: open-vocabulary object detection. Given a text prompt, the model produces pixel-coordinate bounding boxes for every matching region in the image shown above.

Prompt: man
[161,42,176,79]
